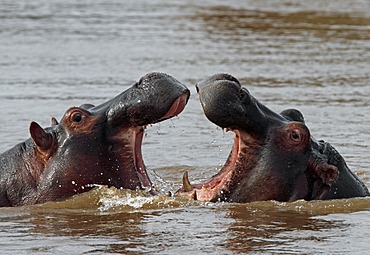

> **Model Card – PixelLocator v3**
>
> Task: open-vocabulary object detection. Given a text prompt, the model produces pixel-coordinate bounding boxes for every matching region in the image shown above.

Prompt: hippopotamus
[178,73,369,203]
[0,72,190,207]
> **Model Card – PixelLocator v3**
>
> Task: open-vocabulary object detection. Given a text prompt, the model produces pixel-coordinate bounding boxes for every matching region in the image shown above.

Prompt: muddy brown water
[0,0,369,254]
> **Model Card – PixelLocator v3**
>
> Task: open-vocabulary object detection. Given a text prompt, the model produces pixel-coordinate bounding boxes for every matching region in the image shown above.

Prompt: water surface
[0,0,370,254]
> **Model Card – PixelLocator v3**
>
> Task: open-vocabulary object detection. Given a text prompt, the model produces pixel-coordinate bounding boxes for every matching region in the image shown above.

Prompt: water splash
[168,118,175,128]
[96,186,202,212]
[98,190,156,211]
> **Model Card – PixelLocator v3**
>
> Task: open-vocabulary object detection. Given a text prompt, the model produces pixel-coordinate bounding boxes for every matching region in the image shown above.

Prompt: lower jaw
[178,132,241,201]
[109,126,155,192]
[133,126,157,194]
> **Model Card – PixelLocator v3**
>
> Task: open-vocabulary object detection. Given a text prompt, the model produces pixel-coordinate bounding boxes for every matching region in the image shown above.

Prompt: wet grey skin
[0,72,190,207]
[178,73,369,203]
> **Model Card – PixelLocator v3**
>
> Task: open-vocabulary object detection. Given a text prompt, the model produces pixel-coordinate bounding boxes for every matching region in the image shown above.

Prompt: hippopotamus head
[177,73,343,203]
[1,72,189,206]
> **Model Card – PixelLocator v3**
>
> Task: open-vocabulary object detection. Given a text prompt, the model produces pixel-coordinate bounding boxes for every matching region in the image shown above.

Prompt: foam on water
[98,188,157,211]
[0,0,369,253]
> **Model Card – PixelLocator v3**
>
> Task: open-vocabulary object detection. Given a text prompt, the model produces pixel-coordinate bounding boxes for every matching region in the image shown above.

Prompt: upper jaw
[196,74,248,131]
[197,74,285,138]
[86,72,189,129]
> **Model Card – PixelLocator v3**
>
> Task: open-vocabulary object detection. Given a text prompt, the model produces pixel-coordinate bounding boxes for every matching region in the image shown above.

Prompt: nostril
[195,84,200,93]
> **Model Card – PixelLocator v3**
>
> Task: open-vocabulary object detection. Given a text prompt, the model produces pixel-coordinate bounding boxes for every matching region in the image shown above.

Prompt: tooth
[182,171,194,192]
[51,117,59,126]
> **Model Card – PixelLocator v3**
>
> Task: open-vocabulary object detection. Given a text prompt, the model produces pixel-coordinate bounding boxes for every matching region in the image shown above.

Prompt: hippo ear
[308,153,339,200]
[30,122,54,150]
[79,104,95,110]
[313,161,339,185]
[280,108,305,123]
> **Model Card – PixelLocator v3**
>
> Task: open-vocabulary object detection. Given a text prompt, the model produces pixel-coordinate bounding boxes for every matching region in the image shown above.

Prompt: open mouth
[130,93,189,195]
[132,126,152,190]
[178,130,250,201]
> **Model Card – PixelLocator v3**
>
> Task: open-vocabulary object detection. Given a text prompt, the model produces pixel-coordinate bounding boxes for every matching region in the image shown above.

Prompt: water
[0,0,370,254]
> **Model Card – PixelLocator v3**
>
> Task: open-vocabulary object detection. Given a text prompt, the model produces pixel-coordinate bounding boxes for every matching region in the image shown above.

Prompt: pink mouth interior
[179,130,243,201]
[159,93,188,121]
[133,126,152,189]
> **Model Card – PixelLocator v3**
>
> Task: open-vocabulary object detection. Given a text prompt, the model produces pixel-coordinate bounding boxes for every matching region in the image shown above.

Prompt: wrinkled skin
[178,73,369,203]
[0,72,190,207]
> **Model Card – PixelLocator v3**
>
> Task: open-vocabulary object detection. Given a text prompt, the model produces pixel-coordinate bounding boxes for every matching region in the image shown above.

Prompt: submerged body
[178,73,368,203]
[0,72,190,207]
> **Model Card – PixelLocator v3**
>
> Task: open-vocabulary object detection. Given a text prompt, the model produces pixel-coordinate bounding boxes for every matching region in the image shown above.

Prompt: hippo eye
[71,112,83,123]
[290,130,301,141]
